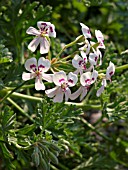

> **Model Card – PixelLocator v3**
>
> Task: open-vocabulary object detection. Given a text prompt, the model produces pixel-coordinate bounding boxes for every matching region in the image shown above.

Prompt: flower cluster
[22,21,115,103]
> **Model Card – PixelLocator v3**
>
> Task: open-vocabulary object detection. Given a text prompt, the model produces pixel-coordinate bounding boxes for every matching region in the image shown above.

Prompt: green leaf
[17,124,36,135]
[0,143,13,159]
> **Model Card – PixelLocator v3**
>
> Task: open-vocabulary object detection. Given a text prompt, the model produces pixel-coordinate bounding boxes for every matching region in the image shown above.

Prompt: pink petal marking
[30,64,37,71]
[109,71,113,76]
[68,79,73,84]
[88,29,90,34]
[41,23,47,26]
[59,78,65,83]
[95,56,98,61]
[85,79,91,84]
[38,64,45,71]
[50,26,53,32]
[79,60,83,65]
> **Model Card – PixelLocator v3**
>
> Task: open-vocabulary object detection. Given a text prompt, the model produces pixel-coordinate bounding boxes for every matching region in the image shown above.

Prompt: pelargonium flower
[45,71,78,103]
[72,51,87,75]
[95,30,105,49]
[26,21,56,54]
[80,23,91,39]
[96,61,115,97]
[70,70,98,101]
[22,57,53,90]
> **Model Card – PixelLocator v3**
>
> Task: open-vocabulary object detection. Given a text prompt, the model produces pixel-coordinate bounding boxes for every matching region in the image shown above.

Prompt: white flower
[45,71,78,103]
[70,70,98,101]
[95,30,105,49]
[80,23,91,39]
[26,21,56,54]
[96,61,115,97]
[72,51,87,75]
[22,57,53,90]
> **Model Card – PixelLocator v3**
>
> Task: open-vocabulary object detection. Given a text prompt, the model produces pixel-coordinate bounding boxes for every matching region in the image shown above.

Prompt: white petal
[38,57,51,72]
[53,87,64,103]
[89,53,98,66]
[45,86,58,98]
[70,87,82,100]
[95,30,104,41]
[72,54,83,69]
[40,37,50,54]
[80,87,88,101]
[35,76,45,91]
[101,79,107,87]
[28,37,41,52]
[42,73,53,82]
[80,23,91,38]
[95,30,105,49]
[67,72,78,87]
[24,57,37,72]
[48,24,56,38]
[96,85,105,97]
[91,70,98,83]
[80,72,92,86]
[53,71,67,86]
[106,61,115,80]
[65,88,71,102]
[37,21,51,30]
[80,51,87,63]
[22,72,36,81]
[26,27,40,36]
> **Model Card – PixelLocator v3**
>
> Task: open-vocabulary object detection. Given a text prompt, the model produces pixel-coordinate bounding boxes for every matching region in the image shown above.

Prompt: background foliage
[0,0,128,170]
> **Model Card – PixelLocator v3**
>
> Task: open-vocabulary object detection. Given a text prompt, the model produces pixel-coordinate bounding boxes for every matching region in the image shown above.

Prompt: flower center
[85,79,91,85]
[61,82,68,92]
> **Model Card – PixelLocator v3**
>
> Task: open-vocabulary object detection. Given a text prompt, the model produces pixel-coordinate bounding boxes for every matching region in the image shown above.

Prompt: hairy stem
[56,35,84,58]
[7,97,34,123]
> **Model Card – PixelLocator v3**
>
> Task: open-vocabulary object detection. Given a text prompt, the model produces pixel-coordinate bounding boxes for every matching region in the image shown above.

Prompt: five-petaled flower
[96,61,115,97]
[22,57,53,90]
[22,21,115,102]
[45,71,78,103]
[70,70,98,101]
[26,21,56,54]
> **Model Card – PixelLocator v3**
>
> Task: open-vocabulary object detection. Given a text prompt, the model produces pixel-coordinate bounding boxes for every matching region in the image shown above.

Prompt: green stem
[7,97,34,123]
[11,92,42,102]
[80,117,111,141]
[20,42,24,64]
[56,35,84,58]
[0,81,26,104]
[82,85,95,105]
[99,64,128,73]
[65,102,101,110]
